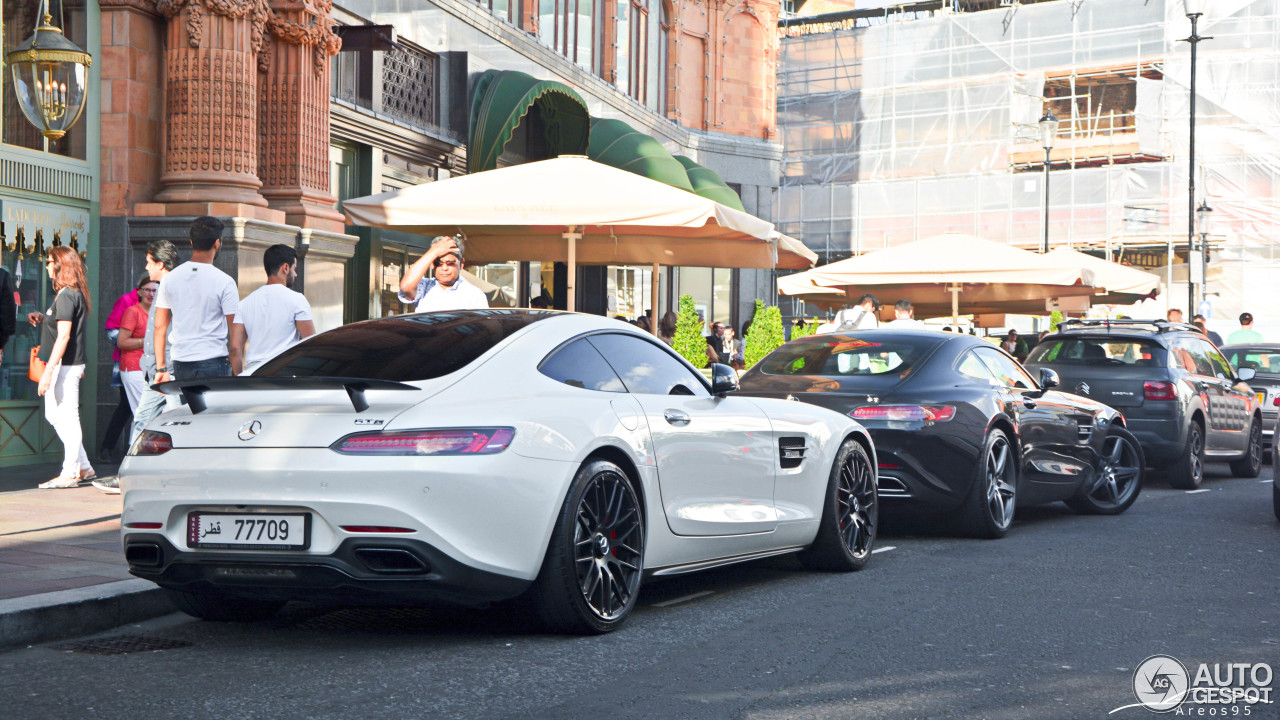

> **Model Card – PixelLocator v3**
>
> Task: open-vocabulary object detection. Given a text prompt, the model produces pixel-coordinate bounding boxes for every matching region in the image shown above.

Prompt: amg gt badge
[161,420,191,426]
[353,418,385,425]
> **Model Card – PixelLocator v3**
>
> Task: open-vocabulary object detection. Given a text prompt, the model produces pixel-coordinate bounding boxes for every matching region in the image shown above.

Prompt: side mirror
[710,363,739,396]
[1238,367,1257,382]
[1039,367,1060,390]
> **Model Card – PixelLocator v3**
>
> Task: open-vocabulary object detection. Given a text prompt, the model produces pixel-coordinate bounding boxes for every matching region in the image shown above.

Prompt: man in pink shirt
[99,287,140,463]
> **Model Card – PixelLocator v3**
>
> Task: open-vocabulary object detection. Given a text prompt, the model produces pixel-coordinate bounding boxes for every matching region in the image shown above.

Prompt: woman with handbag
[27,247,95,489]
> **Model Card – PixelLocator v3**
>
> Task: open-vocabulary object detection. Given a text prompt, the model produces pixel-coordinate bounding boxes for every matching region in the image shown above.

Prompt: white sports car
[120,310,877,633]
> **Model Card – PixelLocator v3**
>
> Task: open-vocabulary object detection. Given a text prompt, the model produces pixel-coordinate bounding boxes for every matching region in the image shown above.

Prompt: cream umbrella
[1044,247,1160,305]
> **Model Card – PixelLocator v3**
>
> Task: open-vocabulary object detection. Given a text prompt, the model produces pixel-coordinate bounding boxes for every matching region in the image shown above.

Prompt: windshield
[758,335,944,377]
[1222,348,1280,375]
[1027,337,1166,368]
[255,310,556,381]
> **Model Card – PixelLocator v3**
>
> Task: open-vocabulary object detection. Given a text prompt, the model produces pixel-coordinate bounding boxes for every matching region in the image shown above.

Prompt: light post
[4,0,92,141]
[1039,112,1059,253]
[1196,200,1213,312]
[1182,0,1212,314]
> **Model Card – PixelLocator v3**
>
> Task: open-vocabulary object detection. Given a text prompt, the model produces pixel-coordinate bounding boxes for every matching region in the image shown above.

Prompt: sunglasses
[436,260,460,268]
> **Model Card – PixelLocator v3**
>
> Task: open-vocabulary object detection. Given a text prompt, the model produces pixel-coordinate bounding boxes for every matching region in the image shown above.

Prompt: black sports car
[738,330,1144,538]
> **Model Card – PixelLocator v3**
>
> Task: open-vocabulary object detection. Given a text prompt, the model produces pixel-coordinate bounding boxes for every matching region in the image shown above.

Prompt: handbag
[28,345,45,383]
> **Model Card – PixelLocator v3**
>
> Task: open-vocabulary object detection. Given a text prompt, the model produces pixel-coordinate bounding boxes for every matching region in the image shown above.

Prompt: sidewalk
[0,461,175,650]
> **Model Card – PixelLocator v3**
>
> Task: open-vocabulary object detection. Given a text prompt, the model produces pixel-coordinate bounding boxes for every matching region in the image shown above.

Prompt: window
[1026,338,1167,368]
[586,333,709,396]
[760,336,943,379]
[656,2,669,114]
[539,338,626,392]
[255,310,555,381]
[381,41,438,128]
[975,347,1037,390]
[958,351,998,385]
[2,0,88,159]
[1206,346,1236,381]
[1174,338,1217,377]
[486,0,515,24]
[1223,348,1280,375]
[539,0,599,72]
[620,0,648,102]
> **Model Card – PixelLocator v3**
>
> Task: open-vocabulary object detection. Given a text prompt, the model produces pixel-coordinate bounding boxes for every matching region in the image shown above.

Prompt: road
[3,465,1277,720]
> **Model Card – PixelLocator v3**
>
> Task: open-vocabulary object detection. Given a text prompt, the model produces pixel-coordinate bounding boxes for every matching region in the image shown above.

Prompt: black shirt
[39,288,87,366]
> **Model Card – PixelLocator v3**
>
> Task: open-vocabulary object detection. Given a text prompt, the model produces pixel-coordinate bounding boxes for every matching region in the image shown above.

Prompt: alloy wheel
[573,470,643,621]
[1189,425,1203,483]
[836,447,877,559]
[1249,422,1262,467]
[1091,434,1141,507]
[986,435,1016,530]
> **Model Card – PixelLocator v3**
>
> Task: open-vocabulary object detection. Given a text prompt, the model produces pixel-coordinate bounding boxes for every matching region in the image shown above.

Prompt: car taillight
[332,427,516,456]
[1144,381,1177,401]
[851,405,955,422]
[129,430,173,456]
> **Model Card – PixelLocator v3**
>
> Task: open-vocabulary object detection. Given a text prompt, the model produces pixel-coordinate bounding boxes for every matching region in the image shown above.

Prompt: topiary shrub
[790,318,821,341]
[673,294,709,368]
[1049,310,1064,333]
[744,300,786,369]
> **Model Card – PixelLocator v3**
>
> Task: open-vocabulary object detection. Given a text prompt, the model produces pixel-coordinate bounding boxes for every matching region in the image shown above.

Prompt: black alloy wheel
[799,438,877,571]
[531,459,644,634]
[1230,419,1263,478]
[1168,421,1205,489]
[1066,425,1144,515]
[962,428,1017,539]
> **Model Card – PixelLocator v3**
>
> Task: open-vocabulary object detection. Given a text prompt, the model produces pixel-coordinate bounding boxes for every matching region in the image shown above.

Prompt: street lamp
[1182,0,1211,314]
[1038,112,1058,253]
[4,0,92,141]
[1196,200,1213,310]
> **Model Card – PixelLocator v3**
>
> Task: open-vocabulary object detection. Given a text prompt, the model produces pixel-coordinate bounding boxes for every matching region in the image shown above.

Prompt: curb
[0,579,176,651]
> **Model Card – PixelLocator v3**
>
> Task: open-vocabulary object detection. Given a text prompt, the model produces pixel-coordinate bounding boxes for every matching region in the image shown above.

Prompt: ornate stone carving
[155,0,271,55]
[264,0,341,74]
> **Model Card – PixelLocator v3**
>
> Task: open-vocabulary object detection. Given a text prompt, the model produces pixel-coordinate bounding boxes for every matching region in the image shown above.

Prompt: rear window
[759,335,943,377]
[1027,337,1166,368]
[1223,348,1280,374]
[255,310,555,381]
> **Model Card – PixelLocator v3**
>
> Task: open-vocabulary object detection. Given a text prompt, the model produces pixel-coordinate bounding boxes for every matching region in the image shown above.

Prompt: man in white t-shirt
[885,299,926,329]
[154,217,241,381]
[818,294,881,334]
[397,236,489,313]
[230,243,316,375]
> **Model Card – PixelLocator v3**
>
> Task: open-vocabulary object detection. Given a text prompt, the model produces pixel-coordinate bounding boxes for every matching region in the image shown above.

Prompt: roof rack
[1055,319,1198,334]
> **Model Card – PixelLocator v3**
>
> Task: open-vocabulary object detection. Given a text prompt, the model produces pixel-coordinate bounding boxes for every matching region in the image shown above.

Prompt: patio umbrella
[785,233,1098,325]
[1044,247,1160,305]
[343,156,813,325]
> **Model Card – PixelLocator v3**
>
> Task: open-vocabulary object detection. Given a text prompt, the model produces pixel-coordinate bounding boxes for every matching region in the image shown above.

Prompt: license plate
[187,512,310,550]
[1258,392,1267,405]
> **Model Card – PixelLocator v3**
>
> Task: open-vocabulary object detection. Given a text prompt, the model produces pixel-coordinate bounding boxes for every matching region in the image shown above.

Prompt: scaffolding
[776,0,1280,334]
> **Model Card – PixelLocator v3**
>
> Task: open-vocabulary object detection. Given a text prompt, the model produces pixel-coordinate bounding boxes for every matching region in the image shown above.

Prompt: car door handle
[663,409,691,426]
[1022,399,1037,409]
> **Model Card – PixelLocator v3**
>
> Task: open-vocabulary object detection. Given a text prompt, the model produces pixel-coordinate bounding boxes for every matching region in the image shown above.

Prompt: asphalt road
[3,465,1277,720]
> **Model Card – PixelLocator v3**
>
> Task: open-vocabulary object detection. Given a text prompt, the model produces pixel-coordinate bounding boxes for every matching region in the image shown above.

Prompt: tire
[529,459,644,634]
[962,428,1017,539]
[798,438,878,572]
[1065,425,1144,515]
[1273,484,1280,522]
[1167,421,1205,490]
[164,588,284,621]
[1229,419,1263,478]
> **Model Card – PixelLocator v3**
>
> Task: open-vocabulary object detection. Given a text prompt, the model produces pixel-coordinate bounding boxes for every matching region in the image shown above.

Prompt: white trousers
[121,369,146,413]
[44,364,92,477]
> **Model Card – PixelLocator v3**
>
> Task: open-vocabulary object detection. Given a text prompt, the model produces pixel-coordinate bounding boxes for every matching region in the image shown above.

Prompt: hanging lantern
[5,2,92,140]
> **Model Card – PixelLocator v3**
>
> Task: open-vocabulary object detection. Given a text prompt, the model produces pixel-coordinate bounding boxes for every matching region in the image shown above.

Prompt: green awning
[586,118,695,193]
[468,70,591,174]
[674,155,745,211]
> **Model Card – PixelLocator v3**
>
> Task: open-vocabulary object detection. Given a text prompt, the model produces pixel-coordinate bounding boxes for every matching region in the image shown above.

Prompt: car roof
[1220,344,1280,352]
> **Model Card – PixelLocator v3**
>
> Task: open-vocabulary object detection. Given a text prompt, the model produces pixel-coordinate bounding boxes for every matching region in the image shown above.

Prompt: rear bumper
[1123,418,1185,466]
[866,427,978,512]
[124,534,530,606]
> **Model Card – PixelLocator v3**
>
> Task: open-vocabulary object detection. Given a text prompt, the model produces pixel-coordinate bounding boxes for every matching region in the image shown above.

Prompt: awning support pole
[651,262,660,337]
[564,226,581,312]
[949,284,961,328]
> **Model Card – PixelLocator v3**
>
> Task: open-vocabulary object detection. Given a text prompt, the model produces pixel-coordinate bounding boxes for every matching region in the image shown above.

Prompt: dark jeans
[100,385,131,456]
[173,356,232,381]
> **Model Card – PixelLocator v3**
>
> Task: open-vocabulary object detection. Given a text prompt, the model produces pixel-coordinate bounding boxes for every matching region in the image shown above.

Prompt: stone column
[151,0,272,210]
[257,0,344,232]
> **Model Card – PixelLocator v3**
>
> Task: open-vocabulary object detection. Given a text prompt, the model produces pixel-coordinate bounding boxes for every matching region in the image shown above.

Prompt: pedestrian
[229,244,316,376]
[1192,314,1223,346]
[1227,312,1264,345]
[658,310,678,345]
[154,216,241,383]
[31,247,95,488]
[94,240,180,494]
[1000,329,1028,362]
[115,274,155,412]
[885,299,925,329]
[398,235,488,312]
[529,294,549,309]
[706,321,730,364]
[98,283,141,463]
[820,294,879,333]
[1166,308,1184,324]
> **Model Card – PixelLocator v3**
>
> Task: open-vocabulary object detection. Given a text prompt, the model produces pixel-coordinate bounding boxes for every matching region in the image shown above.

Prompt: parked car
[1218,343,1280,459]
[737,329,1143,539]
[1024,319,1263,489]
[120,310,878,634]
[1274,415,1280,521]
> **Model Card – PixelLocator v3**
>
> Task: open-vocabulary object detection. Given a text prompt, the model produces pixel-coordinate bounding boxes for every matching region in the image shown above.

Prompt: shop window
[2,0,87,159]
[0,221,56,401]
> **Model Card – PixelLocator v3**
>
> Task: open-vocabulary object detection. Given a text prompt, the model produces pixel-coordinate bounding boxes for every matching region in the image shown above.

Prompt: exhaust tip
[125,543,163,567]
[353,547,429,575]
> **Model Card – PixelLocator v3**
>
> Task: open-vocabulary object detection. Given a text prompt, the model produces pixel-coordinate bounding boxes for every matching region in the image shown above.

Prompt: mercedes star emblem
[237,420,263,441]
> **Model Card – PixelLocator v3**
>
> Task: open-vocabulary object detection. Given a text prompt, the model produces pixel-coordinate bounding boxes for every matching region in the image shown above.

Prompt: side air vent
[1077,418,1095,444]
[779,437,807,469]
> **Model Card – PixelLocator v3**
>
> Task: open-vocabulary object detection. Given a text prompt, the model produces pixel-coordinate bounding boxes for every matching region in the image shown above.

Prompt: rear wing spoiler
[153,377,420,414]
[1056,319,1198,334]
